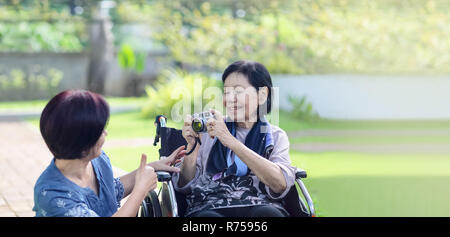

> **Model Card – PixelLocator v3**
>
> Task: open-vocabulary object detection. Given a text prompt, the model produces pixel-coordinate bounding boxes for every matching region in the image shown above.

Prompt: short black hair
[222,60,273,116]
[40,90,109,159]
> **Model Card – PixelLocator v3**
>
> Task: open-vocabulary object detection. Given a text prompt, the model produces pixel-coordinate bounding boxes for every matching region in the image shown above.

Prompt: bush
[288,95,320,122]
[117,43,146,74]
[141,69,223,122]
[0,22,85,52]
[0,67,63,101]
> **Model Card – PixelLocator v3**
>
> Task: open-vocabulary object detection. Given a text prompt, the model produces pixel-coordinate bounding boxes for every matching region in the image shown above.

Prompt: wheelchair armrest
[295,168,307,179]
[157,171,172,182]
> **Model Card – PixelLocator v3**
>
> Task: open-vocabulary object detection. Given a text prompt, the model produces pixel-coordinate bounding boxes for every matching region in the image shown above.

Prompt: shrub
[141,69,223,122]
[288,95,320,122]
[0,67,63,101]
[117,43,146,74]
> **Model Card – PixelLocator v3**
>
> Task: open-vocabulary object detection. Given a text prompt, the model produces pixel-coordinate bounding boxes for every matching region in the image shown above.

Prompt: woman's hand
[113,154,157,217]
[179,115,202,187]
[134,154,157,195]
[149,146,185,172]
[182,114,202,146]
[207,109,236,148]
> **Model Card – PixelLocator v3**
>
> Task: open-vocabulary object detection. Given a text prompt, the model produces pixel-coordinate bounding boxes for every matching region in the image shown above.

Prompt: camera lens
[192,118,204,132]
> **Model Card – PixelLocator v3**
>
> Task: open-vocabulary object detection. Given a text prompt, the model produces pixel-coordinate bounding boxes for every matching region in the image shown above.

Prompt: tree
[86,1,115,94]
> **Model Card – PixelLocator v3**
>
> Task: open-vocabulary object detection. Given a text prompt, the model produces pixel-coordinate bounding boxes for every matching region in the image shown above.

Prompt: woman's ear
[258,87,269,105]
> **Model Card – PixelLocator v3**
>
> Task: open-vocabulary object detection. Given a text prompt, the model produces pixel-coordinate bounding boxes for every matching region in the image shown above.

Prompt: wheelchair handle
[295,168,307,179]
[156,171,172,182]
[153,115,167,146]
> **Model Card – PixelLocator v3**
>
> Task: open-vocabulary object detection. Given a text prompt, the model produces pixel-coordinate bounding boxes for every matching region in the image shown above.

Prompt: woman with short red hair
[33,90,185,217]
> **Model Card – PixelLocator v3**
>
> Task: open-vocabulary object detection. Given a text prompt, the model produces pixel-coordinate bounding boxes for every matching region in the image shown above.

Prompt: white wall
[272,75,450,120]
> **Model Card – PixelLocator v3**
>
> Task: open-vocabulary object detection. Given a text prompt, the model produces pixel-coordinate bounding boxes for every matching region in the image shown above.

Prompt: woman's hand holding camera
[179,115,202,186]
[182,114,202,147]
[207,109,236,148]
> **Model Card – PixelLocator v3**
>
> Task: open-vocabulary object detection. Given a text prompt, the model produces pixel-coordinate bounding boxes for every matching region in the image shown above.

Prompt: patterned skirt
[185,174,282,217]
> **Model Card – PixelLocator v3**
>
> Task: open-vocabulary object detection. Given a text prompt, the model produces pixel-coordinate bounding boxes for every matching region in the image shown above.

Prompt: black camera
[191,111,215,133]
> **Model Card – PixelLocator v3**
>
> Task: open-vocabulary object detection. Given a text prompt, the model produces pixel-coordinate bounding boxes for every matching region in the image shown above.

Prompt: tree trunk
[86,9,114,94]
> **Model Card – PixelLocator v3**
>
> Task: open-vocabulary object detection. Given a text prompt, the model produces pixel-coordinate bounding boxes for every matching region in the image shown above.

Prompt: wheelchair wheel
[139,190,162,217]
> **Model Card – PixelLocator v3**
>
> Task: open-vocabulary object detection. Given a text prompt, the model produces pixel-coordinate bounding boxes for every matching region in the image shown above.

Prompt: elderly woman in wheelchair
[165,60,313,217]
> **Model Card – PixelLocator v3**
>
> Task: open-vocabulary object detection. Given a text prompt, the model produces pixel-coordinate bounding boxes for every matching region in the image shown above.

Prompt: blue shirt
[33,151,125,217]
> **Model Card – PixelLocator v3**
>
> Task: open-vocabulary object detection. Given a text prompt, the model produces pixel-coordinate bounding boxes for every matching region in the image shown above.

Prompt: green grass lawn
[22,97,450,216]
[277,110,450,132]
[0,100,48,111]
[105,111,156,139]
[0,96,148,111]
[290,135,450,145]
[290,151,450,216]
[104,145,161,172]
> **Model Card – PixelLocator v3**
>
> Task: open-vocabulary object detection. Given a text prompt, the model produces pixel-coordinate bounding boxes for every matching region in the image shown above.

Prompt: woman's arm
[111,186,147,217]
[228,138,287,194]
[118,170,137,197]
[178,142,200,187]
[113,154,157,217]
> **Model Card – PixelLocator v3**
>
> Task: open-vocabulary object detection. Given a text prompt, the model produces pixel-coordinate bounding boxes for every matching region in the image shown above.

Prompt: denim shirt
[33,151,125,217]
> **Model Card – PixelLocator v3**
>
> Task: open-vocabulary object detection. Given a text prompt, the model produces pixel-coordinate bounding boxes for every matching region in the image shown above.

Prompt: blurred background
[0,0,449,217]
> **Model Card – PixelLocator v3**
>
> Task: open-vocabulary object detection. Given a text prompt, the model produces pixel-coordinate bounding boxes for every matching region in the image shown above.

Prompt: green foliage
[142,69,222,120]
[0,67,63,100]
[1,0,450,74]
[150,0,450,75]
[0,0,81,21]
[0,1,87,52]
[117,43,146,74]
[118,44,135,68]
[288,95,320,122]
[0,21,86,52]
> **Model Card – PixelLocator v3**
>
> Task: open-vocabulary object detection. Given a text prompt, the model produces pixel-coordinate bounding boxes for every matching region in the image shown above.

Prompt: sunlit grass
[277,111,450,132]
[104,145,161,172]
[0,96,148,111]
[290,151,450,216]
[0,99,47,111]
[290,151,450,179]
[290,135,450,144]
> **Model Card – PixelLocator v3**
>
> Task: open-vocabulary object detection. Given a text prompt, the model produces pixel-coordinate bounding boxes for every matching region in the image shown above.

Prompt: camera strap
[185,136,202,156]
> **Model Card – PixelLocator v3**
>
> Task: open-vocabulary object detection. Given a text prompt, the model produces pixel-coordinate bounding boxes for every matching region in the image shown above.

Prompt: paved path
[0,120,127,217]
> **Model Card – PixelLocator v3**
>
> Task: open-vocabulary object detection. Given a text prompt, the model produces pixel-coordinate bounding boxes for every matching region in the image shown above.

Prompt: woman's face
[223,72,267,123]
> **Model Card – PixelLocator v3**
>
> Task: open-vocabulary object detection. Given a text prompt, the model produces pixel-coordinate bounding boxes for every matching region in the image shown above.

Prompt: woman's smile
[229,105,243,111]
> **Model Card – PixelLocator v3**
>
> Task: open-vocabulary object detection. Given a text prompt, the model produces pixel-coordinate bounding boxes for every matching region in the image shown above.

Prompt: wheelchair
[138,115,316,217]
